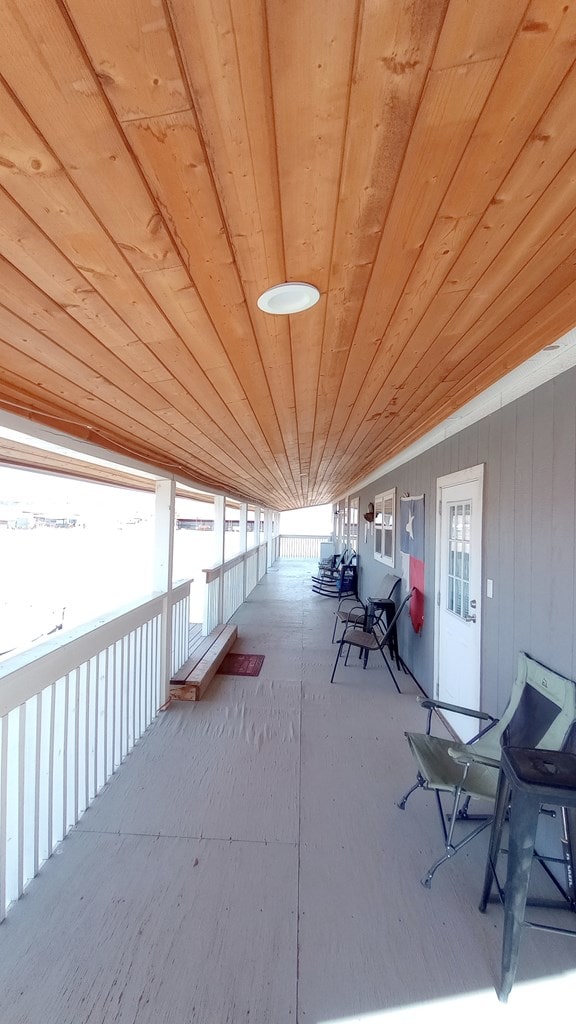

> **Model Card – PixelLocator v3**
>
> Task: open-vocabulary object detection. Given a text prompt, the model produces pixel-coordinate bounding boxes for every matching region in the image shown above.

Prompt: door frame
[433,463,484,702]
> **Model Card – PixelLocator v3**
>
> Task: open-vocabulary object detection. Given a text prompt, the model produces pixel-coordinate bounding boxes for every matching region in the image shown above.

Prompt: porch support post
[214,495,225,624]
[239,502,248,600]
[239,502,248,554]
[264,509,272,567]
[154,478,176,706]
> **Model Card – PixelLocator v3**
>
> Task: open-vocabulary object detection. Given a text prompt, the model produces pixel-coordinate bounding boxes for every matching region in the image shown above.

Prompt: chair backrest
[473,652,576,762]
[372,574,401,602]
[372,589,414,648]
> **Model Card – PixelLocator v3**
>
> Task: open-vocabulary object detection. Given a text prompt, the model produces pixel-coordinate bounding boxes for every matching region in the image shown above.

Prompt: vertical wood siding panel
[549,372,576,677]
[480,415,503,706]
[530,386,554,659]
[494,402,517,712]
[351,364,576,711]
[513,394,535,660]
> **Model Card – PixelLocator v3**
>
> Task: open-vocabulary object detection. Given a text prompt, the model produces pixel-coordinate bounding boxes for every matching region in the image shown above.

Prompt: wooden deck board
[0,560,574,1022]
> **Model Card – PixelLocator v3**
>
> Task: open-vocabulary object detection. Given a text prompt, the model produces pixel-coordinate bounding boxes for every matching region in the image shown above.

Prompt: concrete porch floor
[0,559,575,1022]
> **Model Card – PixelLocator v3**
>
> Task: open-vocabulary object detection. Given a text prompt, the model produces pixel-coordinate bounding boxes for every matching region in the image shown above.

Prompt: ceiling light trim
[257,282,320,315]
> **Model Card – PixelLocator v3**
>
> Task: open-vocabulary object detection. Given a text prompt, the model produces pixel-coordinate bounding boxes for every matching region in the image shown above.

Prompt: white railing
[279,534,333,559]
[203,541,269,634]
[0,578,191,923]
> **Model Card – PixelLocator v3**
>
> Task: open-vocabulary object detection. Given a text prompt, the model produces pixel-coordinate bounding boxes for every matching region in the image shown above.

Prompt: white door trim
[433,463,484,701]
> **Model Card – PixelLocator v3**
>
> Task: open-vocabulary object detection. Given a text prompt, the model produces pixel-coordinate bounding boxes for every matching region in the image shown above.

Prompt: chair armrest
[337,597,366,612]
[417,697,496,723]
[448,747,500,770]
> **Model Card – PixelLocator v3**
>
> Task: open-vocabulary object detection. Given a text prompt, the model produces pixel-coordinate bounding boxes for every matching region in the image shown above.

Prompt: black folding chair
[330,588,414,691]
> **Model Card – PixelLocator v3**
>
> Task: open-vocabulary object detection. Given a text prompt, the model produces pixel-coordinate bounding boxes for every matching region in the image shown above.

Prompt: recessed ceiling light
[257,282,320,315]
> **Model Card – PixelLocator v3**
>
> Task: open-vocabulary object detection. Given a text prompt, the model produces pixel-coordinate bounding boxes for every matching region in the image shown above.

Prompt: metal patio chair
[330,573,401,644]
[397,652,576,887]
[330,588,414,691]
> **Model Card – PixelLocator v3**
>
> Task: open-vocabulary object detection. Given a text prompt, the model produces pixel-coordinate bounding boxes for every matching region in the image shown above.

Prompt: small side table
[479,747,576,1002]
[365,597,397,663]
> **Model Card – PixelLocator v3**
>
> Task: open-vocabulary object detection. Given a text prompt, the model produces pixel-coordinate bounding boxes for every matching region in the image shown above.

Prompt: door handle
[465,613,477,623]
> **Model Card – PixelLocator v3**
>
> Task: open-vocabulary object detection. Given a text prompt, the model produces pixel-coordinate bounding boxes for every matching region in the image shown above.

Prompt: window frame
[374,488,396,567]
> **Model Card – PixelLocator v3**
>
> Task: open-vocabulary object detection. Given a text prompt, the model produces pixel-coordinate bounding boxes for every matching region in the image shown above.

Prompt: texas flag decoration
[400,495,425,633]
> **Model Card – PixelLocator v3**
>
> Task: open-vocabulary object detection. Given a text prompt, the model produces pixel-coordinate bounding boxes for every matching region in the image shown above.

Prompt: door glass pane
[446,500,472,620]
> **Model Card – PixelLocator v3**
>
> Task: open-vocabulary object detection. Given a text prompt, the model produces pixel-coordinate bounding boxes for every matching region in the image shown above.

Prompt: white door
[435,466,483,740]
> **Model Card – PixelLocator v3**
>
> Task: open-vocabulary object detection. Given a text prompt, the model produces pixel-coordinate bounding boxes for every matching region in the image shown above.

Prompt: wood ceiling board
[64,0,189,122]
[0,3,179,275]
[0,261,277,488]
[309,0,448,484]
[351,272,576,476]
[123,113,292,461]
[1,1,576,507]
[169,0,300,470]
[71,0,300,491]
[367,150,576,441]
[314,5,567,486]
[323,198,576,479]
[266,2,359,478]
[431,0,527,68]
[347,8,576,411]
[0,102,291,498]
[313,56,503,495]
[0,324,279,498]
[313,10,576,491]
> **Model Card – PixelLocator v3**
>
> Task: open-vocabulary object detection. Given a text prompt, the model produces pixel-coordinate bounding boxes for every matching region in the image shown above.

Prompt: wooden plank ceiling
[1,1,576,510]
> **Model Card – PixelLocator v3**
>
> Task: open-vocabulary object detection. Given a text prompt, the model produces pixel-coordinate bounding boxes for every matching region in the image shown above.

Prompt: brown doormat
[218,653,265,677]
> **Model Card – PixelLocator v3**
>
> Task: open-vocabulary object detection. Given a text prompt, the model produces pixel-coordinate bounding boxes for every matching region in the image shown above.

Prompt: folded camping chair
[331,573,401,643]
[330,588,414,691]
[397,652,576,887]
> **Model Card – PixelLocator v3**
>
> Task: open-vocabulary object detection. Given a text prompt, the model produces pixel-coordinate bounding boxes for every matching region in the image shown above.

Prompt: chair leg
[421,816,494,888]
[330,639,348,683]
[379,647,402,693]
[397,773,426,810]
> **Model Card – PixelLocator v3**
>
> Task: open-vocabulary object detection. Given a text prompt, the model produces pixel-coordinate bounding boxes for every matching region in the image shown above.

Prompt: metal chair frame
[398,652,576,887]
[330,588,414,691]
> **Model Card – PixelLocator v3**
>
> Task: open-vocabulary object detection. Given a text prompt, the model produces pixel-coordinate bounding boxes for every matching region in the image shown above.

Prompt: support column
[154,478,176,706]
[239,502,248,554]
[213,495,225,623]
[239,502,248,600]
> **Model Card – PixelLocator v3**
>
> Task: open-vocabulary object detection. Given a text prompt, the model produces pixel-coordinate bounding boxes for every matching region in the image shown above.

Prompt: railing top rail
[202,542,265,583]
[0,578,192,716]
[278,536,332,544]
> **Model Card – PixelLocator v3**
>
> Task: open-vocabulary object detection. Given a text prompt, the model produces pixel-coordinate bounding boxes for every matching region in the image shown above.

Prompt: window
[374,489,395,567]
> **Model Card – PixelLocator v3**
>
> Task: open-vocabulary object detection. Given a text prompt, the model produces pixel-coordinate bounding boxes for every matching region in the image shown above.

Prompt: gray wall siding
[354,364,576,717]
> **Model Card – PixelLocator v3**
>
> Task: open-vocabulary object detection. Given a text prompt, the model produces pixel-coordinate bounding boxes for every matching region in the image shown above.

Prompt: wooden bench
[169,623,238,702]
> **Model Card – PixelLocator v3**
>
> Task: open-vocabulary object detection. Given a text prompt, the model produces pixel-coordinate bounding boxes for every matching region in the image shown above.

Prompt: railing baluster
[0,579,195,918]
